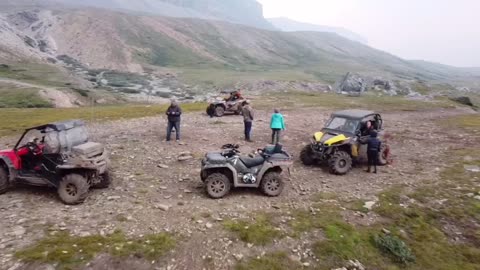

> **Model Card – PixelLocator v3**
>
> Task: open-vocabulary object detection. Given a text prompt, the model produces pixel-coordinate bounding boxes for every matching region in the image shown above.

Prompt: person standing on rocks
[166,100,182,142]
[270,108,285,144]
[242,100,254,142]
[366,130,382,173]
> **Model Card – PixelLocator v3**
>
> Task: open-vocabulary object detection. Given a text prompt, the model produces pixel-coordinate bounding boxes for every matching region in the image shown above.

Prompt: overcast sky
[257,0,479,67]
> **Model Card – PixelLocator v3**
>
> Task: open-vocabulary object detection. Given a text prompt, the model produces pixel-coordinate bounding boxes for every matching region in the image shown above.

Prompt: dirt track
[0,106,476,270]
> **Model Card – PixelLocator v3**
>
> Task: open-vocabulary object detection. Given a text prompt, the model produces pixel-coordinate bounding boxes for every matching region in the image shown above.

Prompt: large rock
[336,72,367,94]
[373,79,392,90]
[449,96,476,108]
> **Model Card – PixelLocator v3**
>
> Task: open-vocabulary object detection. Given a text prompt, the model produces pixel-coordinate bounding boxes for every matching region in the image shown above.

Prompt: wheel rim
[338,159,347,168]
[266,178,280,192]
[65,183,78,197]
[210,179,226,194]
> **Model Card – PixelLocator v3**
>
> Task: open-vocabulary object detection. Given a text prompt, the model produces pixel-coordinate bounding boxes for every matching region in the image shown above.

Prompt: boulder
[363,201,376,210]
[23,35,37,48]
[464,165,480,173]
[336,72,367,94]
[449,96,475,107]
[373,79,392,90]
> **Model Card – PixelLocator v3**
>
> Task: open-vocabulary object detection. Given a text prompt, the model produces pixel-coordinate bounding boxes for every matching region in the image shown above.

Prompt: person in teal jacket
[270,109,286,144]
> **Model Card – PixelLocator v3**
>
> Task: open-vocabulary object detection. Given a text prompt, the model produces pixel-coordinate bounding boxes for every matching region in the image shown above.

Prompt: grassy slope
[50,9,473,86]
[0,63,72,88]
[0,63,83,108]
[0,85,52,108]
[0,102,206,137]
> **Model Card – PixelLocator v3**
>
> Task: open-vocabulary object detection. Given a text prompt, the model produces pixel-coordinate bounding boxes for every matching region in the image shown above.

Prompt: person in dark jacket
[242,100,254,142]
[166,100,182,141]
[366,130,382,173]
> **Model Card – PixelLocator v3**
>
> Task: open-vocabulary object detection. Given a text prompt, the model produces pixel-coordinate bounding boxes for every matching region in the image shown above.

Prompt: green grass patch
[288,203,394,269]
[440,114,480,132]
[179,68,320,88]
[0,62,72,87]
[234,252,302,270]
[0,102,207,137]
[369,149,480,270]
[289,203,342,236]
[15,230,175,270]
[223,214,283,245]
[259,92,455,112]
[285,140,480,269]
[312,222,384,269]
[0,85,52,108]
[344,198,370,213]
[411,81,431,95]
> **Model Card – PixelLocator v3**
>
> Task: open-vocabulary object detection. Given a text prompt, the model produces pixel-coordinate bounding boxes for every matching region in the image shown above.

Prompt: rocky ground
[0,104,477,270]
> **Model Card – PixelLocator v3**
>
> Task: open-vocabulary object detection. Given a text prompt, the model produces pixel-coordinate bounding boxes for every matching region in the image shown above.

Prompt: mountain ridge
[0,5,479,106]
[0,7,477,83]
[0,0,275,30]
[268,17,368,44]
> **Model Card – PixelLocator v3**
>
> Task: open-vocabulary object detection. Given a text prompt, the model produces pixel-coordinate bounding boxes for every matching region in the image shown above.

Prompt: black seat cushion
[240,156,265,168]
[268,153,289,161]
[207,152,227,164]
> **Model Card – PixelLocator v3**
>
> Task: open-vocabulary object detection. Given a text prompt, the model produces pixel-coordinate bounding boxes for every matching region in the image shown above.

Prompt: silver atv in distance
[200,144,293,199]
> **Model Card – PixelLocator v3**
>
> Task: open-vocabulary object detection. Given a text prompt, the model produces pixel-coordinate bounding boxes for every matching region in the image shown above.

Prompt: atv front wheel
[328,151,353,175]
[58,174,89,205]
[206,105,215,117]
[378,144,389,166]
[0,167,9,195]
[205,173,231,199]
[300,145,316,166]
[94,171,111,189]
[214,106,225,117]
[260,171,284,197]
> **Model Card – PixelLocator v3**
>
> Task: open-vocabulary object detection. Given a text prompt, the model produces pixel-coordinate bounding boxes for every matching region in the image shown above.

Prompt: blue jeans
[244,121,252,141]
[167,121,180,141]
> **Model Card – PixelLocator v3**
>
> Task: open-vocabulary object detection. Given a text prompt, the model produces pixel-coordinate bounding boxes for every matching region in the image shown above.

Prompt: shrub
[373,233,415,264]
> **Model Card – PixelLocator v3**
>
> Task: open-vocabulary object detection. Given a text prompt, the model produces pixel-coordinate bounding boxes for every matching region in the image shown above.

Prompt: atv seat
[240,156,265,168]
[207,152,227,164]
[268,153,290,161]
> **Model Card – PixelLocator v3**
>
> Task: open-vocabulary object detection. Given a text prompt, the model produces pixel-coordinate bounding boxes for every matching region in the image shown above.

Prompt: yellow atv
[300,109,389,175]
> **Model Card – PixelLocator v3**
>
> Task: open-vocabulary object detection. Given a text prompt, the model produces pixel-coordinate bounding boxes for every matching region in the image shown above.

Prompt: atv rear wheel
[328,151,353,175]
[378,144,389,166]
[205,173,231,199]
[300,145,316,166]
[94,171,111,189]
[0,167,9,195]
[214,106,225,117]
[260,171,284,197]
[58,174,89,205]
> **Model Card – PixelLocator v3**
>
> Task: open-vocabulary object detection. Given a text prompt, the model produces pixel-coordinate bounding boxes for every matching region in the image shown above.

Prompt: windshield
[16,129,45,149]
[324,117,359,134]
